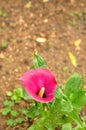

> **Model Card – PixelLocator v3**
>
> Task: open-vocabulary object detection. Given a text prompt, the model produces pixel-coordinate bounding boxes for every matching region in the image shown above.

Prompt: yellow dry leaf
[74,39,81,50]
[74,39,81,47]
[25,1,31,8]
[68,52,77,67]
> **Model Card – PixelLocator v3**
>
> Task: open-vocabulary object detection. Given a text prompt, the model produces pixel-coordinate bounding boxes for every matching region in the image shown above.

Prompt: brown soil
[0,0,86,130]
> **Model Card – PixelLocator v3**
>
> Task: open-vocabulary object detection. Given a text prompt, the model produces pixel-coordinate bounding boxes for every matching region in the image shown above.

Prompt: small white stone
[43,0,49,2]
[36,37,47,43]
[43,19,48,23]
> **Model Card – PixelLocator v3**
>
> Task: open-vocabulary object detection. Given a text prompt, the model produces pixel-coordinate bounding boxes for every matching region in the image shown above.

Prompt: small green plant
[68,12,75,17]
[68,11,84,26]
[1,87,31,127]
[1,53,86,129]
[68,11,84,18]
[1,42,8,49]
[0,9,7,17]
[1,27,7,33]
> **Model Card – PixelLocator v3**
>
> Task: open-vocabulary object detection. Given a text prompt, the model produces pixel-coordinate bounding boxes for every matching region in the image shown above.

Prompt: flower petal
[19,68,57,103]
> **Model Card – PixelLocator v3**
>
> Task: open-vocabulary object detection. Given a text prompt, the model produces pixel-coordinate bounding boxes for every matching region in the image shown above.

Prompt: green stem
[37,102,45,117]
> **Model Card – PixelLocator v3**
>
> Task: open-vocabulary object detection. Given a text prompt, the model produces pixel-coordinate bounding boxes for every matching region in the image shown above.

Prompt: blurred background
[0,0,86,129]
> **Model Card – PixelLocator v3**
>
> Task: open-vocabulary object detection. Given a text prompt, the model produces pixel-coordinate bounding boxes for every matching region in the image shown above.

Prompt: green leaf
[62,123,72,130]
[64,73,83,97]
[55,86,64,99]
[14,88,23,98]
[16,117,23,124]
[71,90,86,110]
[6,91,13,96]
[73,125,86,130]
[1,42,8,48]
[44,103,72,130]
[61,98,73,113]
[27,105,40,119]
[64,73,86,111]
[28,118,46,130]
[10,110,18,117]
[69,112,83,128]
[7,119,16,126]
[44,115,59,130]
[2,107,11,116]
[44,99,72,130]
[20,109,28,115]
[55,87,73,113]
[31,53,47,68]
[3,100,14,107]
[11,88,23,101]
[22,89,32,100]
[11,95,18,100]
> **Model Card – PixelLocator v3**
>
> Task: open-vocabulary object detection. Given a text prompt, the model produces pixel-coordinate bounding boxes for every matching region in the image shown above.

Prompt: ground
[0,0,86,130]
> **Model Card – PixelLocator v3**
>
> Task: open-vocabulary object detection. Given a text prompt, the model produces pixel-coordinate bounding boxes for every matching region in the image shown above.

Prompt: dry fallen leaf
[74,39,81,50]
[25,1,32,8]
[74,39,81,47]
[68,51,77,67]
[36,37,47,43]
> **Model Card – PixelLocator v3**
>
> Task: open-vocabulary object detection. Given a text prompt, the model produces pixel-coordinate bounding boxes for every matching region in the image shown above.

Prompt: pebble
[36,37,47,43]
[43,19,48,23]
[14,69,19,72]
[43,0,49,2]
[0,53,5,59]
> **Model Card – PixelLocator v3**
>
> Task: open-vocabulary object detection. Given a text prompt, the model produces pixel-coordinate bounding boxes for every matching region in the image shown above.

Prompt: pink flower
[19,68,57,103]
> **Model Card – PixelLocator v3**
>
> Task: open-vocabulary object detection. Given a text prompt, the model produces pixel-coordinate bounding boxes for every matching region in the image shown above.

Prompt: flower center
[38,87,45,98]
